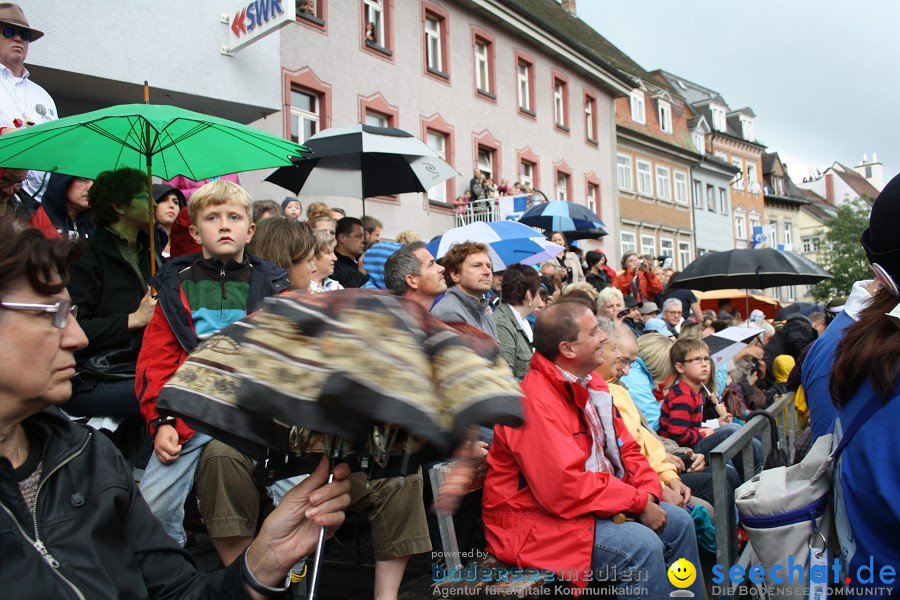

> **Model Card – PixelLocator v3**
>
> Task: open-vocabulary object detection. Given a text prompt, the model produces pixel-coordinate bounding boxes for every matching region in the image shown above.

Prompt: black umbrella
[559,227,608,241]
[775,302,824,321]
[667,248,831,292]
[265,125,459,217]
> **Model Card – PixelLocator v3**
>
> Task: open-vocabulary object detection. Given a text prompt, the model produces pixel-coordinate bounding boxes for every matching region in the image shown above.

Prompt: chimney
[561,0,576,15]
[824,173,835,206]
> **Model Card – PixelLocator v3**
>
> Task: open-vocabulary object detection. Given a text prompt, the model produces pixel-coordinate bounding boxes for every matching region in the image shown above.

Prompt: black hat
[623,295,642,309]
[861,172,900,285]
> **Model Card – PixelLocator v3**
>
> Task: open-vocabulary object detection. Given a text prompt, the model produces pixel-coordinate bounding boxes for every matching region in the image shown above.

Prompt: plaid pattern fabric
[555,366,613,474]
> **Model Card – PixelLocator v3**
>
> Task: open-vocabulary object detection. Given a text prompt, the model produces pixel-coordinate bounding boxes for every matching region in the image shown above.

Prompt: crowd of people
[0,5,896,598]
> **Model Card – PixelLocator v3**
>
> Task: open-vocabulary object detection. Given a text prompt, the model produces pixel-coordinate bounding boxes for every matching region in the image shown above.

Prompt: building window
[706,184,715,212]
[584,92,598,143]
[297,0,325,28]
[718,188,728,215]
[519,160,534,188]
[553,74,569,130]
[802,236,820,253]
[641,235,656,258]
[715,150,728,162]
[656,166,670,200]
[740,116,754,141]
[678,241,692,270]
[732,157,744,191]
[657,100,672,134]
[425,16,441,71]
[783,222,793,246]
[771,175,784,195]
[673,171,687,205]
[474,41,490,94]
[660,238,674,264]
[621,231,636,256]
[290,89,319,144]
[735,211,746,240]
[617,154,632,191]
[365,110,389,127]
[749,211,760,237]
[363,0,389,52]
[636,160,652,195]
[711,103,726,131]
[587,182,598,213]
[425,130,447,203]
[746,162,759,193]
[556,171,569,201]
[692,131,705,155]
[477,146,494,181]
[693,179,703,209]
[359,92,398,128]
[515,53,535,116]
[630,90,646,124]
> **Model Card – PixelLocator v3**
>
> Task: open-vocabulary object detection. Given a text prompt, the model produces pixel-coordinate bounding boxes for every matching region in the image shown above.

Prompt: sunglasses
[0,299,77,328]
[2,27,33,42]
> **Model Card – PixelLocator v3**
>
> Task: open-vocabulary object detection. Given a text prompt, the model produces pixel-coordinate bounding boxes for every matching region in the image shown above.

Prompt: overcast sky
[577,0,899,189]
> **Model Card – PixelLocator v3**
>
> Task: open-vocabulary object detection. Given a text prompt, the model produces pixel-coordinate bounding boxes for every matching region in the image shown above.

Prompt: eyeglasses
[683,355,712,365]
[132,193,151,201]
[0,299,77,328]
[1,27,33,42]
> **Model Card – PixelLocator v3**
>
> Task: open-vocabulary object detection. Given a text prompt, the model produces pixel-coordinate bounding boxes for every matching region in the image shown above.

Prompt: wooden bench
[427,458,552,598]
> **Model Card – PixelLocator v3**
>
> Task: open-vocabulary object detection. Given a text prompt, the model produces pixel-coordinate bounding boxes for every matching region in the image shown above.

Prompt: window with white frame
[554,80,566,128]
[519,160,533,188]
[620,231,636,256]
[749,211,760,237]
[425,16,442,72]
[641,235,656,258]
[693,179,703,209]
[732,157,744,191]
[636,160,652,195]
[711,103,726,131]
[585,97,595,140]
[556,171,569,201]
[740,116,754,141]
[364,0,384,46]
[734,211,746,240]
[678,241,692,270]
[477,147,493,180]
[365,110,388,128]
[768,219,778,248]
[517,61,531,112]
[656,166,670,200]
[587,183,598,213]
[692,131,705,155]
[657,100,672,134]
[630,90,646,124]
[660,238,674,263]
[474,41,490,94]
[673,171,688,205]
[706,184,715,212]
[426,130,446,202]
[617,154,632,191]
[290,89,319,144]
[718,188,728,214]
[746,162,759,193]
[783,222,793,246]
[802,236,820,254]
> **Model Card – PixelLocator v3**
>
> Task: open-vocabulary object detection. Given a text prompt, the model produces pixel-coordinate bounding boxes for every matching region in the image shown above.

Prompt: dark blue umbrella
[517,200,605,232]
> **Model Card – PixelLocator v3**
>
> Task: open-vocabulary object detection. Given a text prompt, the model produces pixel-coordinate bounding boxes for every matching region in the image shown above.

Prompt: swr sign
[225,0,296,53]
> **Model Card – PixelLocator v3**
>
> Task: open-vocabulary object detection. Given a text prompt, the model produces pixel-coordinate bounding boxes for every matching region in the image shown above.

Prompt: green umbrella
[0,103,309,273]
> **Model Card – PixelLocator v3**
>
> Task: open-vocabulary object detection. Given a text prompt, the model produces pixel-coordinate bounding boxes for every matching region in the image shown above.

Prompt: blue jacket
[619,357,661,430]
[801,310,853,438]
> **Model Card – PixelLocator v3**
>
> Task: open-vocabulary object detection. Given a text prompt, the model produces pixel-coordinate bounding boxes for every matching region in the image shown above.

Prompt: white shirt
[0,64,58,201]
[509,303,534,344]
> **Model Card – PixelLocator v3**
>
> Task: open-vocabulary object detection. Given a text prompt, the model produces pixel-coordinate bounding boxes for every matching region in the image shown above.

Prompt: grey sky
[577,0,899,188]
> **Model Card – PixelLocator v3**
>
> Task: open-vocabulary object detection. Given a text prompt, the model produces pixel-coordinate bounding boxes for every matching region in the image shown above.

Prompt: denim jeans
[139,432,213,546]
[66,378,141,418]
[591,502,705,599]
[693,423,762,481]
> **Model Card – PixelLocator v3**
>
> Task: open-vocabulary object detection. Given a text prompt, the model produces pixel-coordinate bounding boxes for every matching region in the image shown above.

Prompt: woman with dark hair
[548,231,584,286]
[828,173,900,594]
[615,252,662,303]
[493,263,541,380]
[0,221,350,598]
[65,167,160,419]
[152,184,186,258]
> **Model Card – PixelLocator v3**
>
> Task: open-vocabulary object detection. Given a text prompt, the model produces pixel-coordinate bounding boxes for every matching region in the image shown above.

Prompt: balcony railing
[455,198,499,227]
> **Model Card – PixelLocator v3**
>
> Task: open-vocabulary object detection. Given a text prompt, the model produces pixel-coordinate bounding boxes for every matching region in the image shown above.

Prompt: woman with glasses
[0,221,350,598]
[65,168,161,421]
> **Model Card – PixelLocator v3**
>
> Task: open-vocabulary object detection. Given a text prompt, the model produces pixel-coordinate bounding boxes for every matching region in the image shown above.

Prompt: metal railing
[708,392,796,598]
[455,198,499,227]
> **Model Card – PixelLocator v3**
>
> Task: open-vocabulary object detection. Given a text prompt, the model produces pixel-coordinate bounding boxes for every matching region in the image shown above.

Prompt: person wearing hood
[28,174,95,239]
[152,184,186,258]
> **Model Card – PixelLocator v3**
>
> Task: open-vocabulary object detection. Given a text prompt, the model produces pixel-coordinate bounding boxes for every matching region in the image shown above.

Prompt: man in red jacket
[483,300,704,598]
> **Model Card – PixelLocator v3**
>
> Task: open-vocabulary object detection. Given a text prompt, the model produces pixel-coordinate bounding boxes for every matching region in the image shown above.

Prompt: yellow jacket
[609,382,680,486]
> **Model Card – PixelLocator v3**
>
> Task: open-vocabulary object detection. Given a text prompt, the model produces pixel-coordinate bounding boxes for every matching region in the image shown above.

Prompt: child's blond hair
[188,180,254,225]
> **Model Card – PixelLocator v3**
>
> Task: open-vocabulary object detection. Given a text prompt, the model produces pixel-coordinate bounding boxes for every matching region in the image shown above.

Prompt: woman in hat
[152,183,186,258]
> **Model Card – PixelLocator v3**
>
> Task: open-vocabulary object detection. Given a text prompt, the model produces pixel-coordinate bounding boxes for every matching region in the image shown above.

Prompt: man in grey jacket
[430,240,498,339]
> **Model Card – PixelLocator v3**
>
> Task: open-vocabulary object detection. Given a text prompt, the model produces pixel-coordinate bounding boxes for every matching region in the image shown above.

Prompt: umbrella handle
[305,463,334,600]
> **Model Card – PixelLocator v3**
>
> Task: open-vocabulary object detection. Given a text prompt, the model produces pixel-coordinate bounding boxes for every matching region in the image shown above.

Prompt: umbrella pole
[745,290,750,320]
[307,435,342,600]
[144,81,156,277]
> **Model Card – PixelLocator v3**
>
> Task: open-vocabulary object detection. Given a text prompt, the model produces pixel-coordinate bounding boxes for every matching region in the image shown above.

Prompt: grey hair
[597,286,624,309]
[383,241,425,295]
[596,315,618,340]
[662,298,683,313]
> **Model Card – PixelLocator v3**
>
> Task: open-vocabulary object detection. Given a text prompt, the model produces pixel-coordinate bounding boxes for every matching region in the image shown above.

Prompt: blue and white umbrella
[517,200,605,232]
[426,221,564,271]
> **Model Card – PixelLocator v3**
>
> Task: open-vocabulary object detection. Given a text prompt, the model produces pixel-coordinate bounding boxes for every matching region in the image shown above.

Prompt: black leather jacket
[0,408,260,599]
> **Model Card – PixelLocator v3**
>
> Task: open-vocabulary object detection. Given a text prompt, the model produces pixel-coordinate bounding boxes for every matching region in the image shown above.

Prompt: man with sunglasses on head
[0,4,56,203]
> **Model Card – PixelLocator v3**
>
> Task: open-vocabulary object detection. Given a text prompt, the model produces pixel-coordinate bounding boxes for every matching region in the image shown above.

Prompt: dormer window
[740,115,754,141]
[630,90,646,124]
[657,100,672,134]
[711,103,726,131]
[692,131,705,155]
